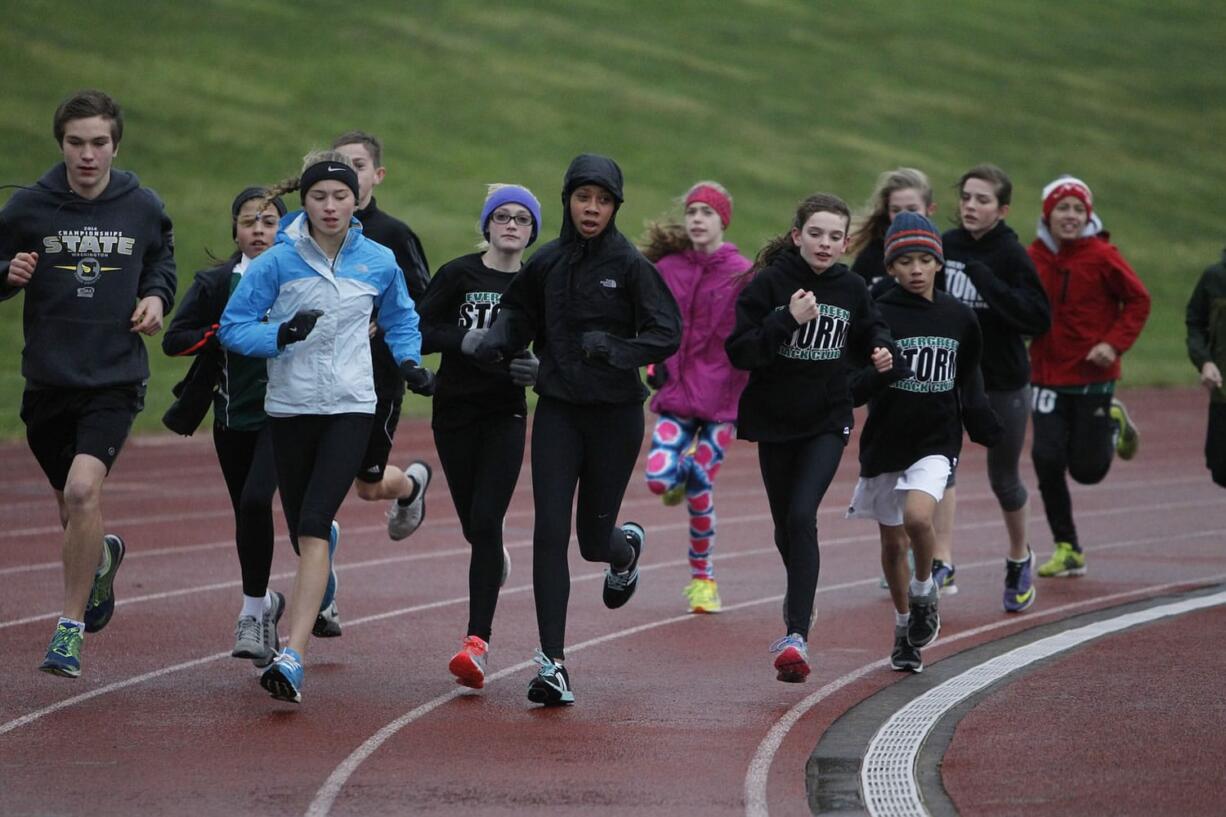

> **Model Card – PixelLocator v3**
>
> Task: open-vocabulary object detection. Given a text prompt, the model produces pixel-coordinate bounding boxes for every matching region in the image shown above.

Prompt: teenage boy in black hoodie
[325,130,433,638]
[940,164,1050,612]
[847,213,1001,673]
[0,90,176,678]
[726,193,895,684]
[477,154,681,705]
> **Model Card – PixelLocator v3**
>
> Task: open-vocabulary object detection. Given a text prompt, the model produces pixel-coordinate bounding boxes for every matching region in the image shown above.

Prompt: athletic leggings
[268,413,372,548]
[644,413,735,579]
[212,423,278,598]
[1030,388,1114,551]
[531,395,643,661]
[758,432,846,641]
[986,387,1031,512]
[433,414,526,643]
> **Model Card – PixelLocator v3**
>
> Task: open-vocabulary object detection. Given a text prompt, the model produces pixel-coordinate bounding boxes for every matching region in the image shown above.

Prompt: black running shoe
[602,522,643,609]
[527,650,574,706]
[907,583,940,648]
[890,624,923,672]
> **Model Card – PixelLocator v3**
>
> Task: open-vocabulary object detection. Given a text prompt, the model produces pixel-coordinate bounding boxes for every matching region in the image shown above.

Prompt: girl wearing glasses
[477,154,681,706]
[640,181,752,615]
[162,187,289,670]
[416,184,543,690]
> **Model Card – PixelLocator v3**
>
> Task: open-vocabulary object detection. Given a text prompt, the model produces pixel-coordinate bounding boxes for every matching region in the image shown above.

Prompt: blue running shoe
[527,649,574,706]
[603,522,643,609]
[771,633,810,683]
[931,559,958,596]
[260,646,304,703]
[1003,549,1037,613]
[39,619,84,678]
[84,534,125,633]
[314,522,342,638]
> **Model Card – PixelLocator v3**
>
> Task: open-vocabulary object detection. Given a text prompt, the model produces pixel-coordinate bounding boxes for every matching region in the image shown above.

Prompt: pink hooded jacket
[649,243,753,422]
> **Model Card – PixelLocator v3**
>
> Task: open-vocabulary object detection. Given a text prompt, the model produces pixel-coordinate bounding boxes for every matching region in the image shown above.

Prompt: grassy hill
[1,0,1222,436]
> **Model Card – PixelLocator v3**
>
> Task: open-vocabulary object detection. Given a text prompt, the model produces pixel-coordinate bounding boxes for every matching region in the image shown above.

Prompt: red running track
[0,387,1222,816]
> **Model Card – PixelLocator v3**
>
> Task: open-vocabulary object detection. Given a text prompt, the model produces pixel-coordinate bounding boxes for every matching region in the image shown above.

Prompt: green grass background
[1,0,1223,436]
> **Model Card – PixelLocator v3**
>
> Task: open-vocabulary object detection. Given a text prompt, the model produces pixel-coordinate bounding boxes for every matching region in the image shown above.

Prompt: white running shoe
[388,461,432,540]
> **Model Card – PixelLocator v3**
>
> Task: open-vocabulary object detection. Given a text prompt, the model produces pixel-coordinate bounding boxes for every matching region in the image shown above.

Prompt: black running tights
[213,423,278,598]
[531,396,643,661]
[269,413,371,548]
[757,432,846,640]
[433,414,526,642]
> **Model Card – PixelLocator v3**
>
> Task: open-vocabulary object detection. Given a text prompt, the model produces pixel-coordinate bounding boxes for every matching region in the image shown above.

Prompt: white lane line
[861,590,1226,817]
[742,551,1226,817]
[5,492,1216,628]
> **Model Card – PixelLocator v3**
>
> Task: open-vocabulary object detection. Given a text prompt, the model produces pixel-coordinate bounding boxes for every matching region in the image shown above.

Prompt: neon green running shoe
[39,620,84,678]
[1110,398,1139,461]
[661,483,686,507]
[684,578,722,613]
[1037,542,1087,578]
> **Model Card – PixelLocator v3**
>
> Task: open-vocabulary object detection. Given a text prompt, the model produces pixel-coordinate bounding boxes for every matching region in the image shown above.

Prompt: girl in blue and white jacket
[219,151,433,704]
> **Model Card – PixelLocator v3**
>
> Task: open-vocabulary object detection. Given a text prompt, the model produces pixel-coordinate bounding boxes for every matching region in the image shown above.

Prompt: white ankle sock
[241,592,269,618]
[895,611,911,627]
[59,615,85,631]
[910,577,934,596]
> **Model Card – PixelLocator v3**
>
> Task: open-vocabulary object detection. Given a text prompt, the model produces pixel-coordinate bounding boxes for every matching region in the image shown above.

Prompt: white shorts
[845,455,952,527]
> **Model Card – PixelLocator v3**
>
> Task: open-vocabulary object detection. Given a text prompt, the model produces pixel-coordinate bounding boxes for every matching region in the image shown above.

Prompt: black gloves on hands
[276,309,324,349]
[460,328,488,357]
[400,361,437,396]
[645,362,668,390]
[508,350,539,387]
[581,331,611,363]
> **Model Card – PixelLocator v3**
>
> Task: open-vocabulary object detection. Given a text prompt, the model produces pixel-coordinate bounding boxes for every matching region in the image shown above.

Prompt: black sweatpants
[758,432,846,640]
[1030,388,1114,550]
[213,423,278,598]
[531,396,643,661]
[268,413,372,548]
[433,413,526,642]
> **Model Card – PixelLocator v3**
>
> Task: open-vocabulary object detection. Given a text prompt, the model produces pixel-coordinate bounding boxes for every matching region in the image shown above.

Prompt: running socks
[397,476,423,507]
[910,576,935,597]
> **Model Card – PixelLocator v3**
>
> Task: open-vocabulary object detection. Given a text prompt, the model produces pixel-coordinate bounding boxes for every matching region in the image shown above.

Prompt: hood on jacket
[32,162,141,204]
[559,154,625,246]
[1035,212,1104,254]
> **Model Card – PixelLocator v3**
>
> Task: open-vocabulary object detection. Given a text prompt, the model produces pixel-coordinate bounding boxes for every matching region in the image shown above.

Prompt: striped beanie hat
[884,211,943,267]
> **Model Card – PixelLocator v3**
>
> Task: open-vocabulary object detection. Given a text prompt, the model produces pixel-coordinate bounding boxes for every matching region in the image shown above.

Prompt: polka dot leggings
[645,413,735,579]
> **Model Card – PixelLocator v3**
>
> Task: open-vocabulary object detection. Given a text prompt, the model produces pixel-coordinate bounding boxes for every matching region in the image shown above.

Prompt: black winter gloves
[508,350,539,387]
[645,362,668,390]
[400,361,436,396]
[276,309,324,348]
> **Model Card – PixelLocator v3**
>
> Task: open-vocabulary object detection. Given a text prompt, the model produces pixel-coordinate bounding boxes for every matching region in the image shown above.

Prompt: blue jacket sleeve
[376,264,422,365]
[218,254,283,358]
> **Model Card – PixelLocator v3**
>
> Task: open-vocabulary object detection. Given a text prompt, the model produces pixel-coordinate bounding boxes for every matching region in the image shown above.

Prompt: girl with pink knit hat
[1027,175,1150,579]
[640,182,753,614]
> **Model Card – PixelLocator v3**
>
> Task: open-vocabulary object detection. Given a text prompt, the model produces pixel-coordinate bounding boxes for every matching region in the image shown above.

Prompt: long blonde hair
[847,168,933,256]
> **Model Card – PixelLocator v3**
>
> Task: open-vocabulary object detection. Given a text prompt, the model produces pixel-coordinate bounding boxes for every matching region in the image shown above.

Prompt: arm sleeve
[961,247,1051,336]
[388,224,431,303]
[138,200,178,312]
[217,256,282,358]
[1099,245,1151,354]
[1186,270,1214,370]
[957,316,1002,445]
[725,276,801,370]
[597,258,682,369]
[0,204,26,302]
[417,263,465,355]
[375,265,422,366]
[848,285,896,364]
[162,269,222,356]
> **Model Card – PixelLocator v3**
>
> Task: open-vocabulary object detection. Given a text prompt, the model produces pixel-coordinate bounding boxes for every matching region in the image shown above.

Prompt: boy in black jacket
[327,131,433,637]
[847,213,1001,673]
[0,90,176,677]
[1185,247,1226,486]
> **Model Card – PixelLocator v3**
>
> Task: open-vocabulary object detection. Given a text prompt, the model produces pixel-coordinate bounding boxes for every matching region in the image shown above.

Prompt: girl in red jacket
[640,182,752,614]
[1027,176,1150,578]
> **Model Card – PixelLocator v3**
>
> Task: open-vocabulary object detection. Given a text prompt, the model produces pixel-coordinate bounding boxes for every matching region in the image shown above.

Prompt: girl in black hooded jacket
[478,154,681,706]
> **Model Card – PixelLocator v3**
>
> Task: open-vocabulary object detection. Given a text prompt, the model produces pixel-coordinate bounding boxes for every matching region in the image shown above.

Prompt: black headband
[231,186,286,219]
[299,161,360,202]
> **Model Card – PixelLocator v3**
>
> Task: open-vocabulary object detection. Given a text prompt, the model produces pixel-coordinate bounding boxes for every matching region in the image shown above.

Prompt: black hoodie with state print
[0,163,176,389]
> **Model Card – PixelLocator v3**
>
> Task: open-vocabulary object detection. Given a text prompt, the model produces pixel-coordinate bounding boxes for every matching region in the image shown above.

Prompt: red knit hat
[1041,176,1093,223]
[685,183,732,228]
